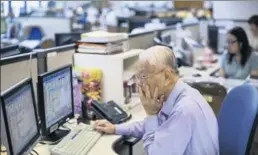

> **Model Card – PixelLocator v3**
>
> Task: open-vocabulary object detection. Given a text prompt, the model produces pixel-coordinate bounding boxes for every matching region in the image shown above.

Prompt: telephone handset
[90,100,131,124]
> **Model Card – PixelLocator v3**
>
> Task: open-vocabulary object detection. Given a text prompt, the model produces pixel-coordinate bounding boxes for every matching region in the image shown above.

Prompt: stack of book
[76,31,128,54]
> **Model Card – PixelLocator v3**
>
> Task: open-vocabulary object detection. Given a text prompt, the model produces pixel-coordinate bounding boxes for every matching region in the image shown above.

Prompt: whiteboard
[213,1,258,20]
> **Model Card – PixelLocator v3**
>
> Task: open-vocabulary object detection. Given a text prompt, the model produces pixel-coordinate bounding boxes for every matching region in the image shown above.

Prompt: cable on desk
[39,137,63,145]
[61,125,72,131]
[32,149,39,155]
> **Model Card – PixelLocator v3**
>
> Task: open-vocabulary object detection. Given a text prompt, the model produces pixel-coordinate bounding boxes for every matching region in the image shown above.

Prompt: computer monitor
[55,33,81,46]
[208,25,219,54]
[37,64,74,141]
[1,18,7,34]
[0,78,40,155]
[161,34,171,45]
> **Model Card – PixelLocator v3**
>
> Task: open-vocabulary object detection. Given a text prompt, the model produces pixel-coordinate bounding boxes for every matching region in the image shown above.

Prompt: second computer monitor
[1,78,40,155]
[55,33,81,46]
[38,65,74,137]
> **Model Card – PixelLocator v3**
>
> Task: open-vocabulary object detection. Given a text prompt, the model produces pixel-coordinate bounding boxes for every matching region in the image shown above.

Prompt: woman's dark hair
[228,27,252,67]
[248,15,258,27]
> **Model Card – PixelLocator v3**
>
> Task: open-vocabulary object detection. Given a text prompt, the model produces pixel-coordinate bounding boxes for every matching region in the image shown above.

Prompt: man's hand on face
[94,120,115,134]
[139,85,165,116]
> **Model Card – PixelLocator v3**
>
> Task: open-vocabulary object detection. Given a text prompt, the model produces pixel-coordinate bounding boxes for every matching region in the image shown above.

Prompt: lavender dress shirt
[115,80,219,155]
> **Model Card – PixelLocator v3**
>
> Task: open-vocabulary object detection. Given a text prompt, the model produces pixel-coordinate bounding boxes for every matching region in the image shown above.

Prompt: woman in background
[248,15,258,51]
[220,27,258,79]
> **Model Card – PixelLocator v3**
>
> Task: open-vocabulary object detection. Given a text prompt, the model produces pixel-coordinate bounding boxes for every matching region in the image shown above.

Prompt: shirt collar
[159,79,186,117]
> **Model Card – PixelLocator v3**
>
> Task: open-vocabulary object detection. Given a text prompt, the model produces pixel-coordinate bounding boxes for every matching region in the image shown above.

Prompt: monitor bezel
[0,78,41,155]
[37,64,74,136]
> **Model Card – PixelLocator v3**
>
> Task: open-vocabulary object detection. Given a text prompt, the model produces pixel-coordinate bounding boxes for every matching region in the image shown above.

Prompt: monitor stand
[77,117,90,124]
[42,129,70,142]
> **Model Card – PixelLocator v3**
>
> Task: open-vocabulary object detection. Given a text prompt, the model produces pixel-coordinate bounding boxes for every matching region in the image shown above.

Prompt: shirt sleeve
[142,110,194,155]
[250,52,258,71]
[115,121,144,138]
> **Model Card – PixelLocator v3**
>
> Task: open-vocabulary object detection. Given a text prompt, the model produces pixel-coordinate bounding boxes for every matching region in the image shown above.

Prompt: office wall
[213,1,258,20]
[17,17,71,39]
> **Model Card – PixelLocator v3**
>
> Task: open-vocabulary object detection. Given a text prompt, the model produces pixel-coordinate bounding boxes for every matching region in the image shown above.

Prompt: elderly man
[94,46,219,155]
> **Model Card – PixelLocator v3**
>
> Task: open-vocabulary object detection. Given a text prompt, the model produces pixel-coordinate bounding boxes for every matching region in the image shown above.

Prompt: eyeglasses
[134,69,165,84]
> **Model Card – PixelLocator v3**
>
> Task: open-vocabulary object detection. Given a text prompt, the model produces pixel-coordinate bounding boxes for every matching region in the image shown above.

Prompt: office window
[1,1,8,16]
[11,1,24,17]
[27,1,39,12]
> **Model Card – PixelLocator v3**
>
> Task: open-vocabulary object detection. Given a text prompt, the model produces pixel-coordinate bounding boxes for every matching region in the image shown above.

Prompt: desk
[179,63,220,77]
[3,102,144,155]
[178,47,220,77]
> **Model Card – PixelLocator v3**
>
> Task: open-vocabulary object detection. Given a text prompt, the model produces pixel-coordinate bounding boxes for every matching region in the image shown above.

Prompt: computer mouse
[193,73,202,77]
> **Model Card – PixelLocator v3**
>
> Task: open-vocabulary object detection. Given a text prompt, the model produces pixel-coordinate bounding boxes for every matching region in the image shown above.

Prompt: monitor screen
[42,66,73,129]
[1,80,39,155]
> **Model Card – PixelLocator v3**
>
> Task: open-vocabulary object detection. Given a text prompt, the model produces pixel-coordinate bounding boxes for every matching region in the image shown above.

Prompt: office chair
[218,84,258,155]
[21,25,44,41]
[191,82,227,116]
[20,25,54,49]
[28,26,44,40]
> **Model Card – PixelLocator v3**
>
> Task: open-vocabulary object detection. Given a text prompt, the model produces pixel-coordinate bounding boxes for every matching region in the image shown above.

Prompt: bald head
[139,46,178,72]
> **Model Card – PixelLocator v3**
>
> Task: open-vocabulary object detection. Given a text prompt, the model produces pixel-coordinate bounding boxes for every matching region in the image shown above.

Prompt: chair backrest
[191,82,227,116]
[218,84,258,155]
[28,26,44,40]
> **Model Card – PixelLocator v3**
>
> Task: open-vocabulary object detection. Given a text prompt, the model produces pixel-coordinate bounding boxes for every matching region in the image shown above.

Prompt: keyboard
[51,125,101,155]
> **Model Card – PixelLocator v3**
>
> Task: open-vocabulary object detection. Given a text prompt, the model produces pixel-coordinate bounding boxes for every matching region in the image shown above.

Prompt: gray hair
[139,46,178,73]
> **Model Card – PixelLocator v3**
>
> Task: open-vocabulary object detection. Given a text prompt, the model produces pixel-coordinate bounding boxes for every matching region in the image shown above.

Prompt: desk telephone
[88,100,131,124]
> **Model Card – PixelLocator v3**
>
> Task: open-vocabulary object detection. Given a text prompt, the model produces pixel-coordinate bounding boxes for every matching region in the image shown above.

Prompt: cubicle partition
[0,53,38,99]
[0,22,200,91]
[43,44,76,72]
[128,31,156,50]
[184,23,200,42]
[159,23,200,42]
